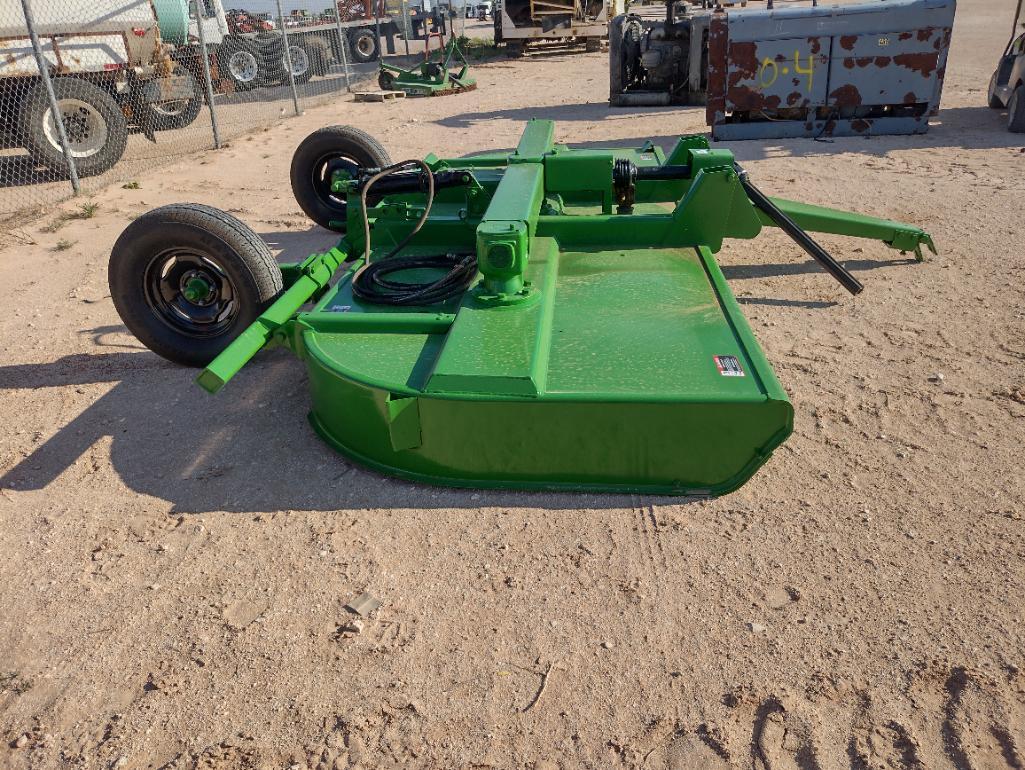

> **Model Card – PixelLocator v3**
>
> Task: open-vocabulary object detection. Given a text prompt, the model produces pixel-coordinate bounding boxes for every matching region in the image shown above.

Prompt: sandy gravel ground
[1,1,1024,767]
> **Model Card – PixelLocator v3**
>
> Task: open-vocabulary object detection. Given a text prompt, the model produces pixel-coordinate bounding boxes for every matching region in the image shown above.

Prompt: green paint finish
[512,119,555,162]
[193,120,935,495]
[427,238,559,397]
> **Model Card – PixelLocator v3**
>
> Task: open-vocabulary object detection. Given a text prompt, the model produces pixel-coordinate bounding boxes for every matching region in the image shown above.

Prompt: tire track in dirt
[629,495,668,583]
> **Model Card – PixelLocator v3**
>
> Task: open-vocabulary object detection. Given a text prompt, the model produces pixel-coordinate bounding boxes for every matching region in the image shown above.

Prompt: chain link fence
[0,0,453,221]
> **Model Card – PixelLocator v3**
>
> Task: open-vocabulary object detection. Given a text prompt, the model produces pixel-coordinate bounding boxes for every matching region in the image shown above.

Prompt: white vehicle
[0,0,201,176]
[494,0,623,54]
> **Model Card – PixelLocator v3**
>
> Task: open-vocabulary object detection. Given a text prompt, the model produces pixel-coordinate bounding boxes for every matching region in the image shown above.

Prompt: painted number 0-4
[758,51,816,92]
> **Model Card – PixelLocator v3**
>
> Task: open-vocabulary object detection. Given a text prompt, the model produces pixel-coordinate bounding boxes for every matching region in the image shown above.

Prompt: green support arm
[762,198,938,260]
[195,246,348,394]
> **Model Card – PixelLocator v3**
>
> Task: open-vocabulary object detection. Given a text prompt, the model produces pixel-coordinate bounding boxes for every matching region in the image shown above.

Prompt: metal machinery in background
[108,120,935,495]
[610,0,956,140]
[378,33,476,95]
[987,0,1025,131]
[494,0,625,55]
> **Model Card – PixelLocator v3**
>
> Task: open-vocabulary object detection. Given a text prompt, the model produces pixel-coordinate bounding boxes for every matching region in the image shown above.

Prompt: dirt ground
[1,1,1024,768]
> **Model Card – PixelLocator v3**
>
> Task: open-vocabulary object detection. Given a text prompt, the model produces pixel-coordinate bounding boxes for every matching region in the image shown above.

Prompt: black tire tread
[348,28,379,63]
[305,36,331,75]
[145,67,203,131]
[109,203,282,367]
[1008,84,1025,133]
[21,77,128,177]
[290,125,392,231]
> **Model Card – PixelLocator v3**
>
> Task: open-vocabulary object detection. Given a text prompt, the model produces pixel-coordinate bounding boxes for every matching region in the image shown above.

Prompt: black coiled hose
[351,160,478,306]
[352,252,478,306]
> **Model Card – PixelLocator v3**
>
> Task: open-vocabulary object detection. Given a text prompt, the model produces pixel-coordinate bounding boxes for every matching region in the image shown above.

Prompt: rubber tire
[1008,84,1025,133]
[378,70,396,90]
[219,38,263,91]
[21,77,127,178]
[283,42,315,86]
[108,204,283,367]
[349,28,380,63]
[305,36,331,76]
[141,67,203,131]
[252,32,286,86]
[290,125,392,232]
[988,70,1005,108]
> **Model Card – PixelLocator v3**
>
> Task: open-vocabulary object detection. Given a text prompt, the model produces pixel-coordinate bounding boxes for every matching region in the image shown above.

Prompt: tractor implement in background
[378,33,476,96]
[109,120,935,496]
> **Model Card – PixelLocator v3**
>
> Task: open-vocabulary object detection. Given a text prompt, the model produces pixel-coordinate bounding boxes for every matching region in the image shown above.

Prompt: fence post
[332,8,353,93]
[375,0,383,57]
[400,0,411,56]
[275,0,302,116]
[191,0,222,149]
[20,0,80,194]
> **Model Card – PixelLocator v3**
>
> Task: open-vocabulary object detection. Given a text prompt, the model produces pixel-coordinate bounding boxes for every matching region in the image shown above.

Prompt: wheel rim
[311,153,362,220]
[43,98,108,158]
[355,34,375,58]
[287,46,310,76]
[228,50,259,83]
[144,248,239,338]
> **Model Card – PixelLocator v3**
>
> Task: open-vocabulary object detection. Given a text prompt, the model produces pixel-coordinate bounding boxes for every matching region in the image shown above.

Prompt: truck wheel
[349,28,379,63]
[1008,84,1025,133]
[142,67,203,131]
[108,203,283,367]
[220,38,262,90]
[305,36,331,76]
[290,125,392,232]
[252,33,286,86]
[20,77,127,177]
[283,43,314,85]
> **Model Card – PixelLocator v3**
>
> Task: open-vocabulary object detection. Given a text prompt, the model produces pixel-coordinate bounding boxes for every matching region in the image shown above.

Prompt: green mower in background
[378,34,476,96]
[108,120,935,496]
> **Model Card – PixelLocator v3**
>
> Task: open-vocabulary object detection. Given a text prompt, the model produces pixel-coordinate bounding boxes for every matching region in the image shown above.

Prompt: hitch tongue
[736,164,864,296]
[196,247,347,394]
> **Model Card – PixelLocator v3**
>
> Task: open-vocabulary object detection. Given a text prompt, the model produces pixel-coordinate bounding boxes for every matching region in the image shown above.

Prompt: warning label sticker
[714,355,745,377]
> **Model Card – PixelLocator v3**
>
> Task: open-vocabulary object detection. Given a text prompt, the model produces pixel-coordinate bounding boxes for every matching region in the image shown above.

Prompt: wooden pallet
[354,90,407,102]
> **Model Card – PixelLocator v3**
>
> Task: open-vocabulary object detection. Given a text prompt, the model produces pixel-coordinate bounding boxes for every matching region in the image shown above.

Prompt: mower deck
[295,240,790,495]
[123,119,934,496]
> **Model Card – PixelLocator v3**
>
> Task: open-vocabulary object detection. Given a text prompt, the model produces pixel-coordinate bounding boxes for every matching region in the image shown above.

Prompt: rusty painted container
[706,0,956,140]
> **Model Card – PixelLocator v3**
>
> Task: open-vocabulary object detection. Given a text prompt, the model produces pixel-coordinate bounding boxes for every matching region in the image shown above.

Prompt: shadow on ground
[442,103,1024,159]
[0,246,909,514]
[0,341,692,514]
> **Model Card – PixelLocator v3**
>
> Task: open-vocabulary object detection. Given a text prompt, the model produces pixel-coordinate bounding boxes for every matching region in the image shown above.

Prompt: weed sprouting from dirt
[456,35,501,60]
[41,201,101,232]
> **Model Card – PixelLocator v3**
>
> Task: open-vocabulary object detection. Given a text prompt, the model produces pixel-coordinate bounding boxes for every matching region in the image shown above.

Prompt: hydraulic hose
[352,160,476,306]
